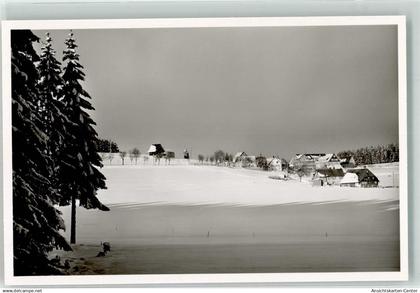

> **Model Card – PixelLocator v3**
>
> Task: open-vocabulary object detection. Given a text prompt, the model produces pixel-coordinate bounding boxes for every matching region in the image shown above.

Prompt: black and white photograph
[2,17,408,284]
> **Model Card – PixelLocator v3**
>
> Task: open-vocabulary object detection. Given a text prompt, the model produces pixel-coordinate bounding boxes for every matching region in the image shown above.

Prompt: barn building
[313,168,345,186]
[148,144,165,156]
[340,168,379,188]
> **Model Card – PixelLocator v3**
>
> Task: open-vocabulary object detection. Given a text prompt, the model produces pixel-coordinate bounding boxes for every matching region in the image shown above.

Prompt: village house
[147,143,166,164]
[148,143,165,156]
[313,168,345,186]
[340,172,359,187]
[340,168,379,188]
[289,153,325,175]
[233,152,256,167]
[267,157,288,171]
[339,156,357,169]
[242,156,256,168]
[316,153,343,170]
[233,152,248,163]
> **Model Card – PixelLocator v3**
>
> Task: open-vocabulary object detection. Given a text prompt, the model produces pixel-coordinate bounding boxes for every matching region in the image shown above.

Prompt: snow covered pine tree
[61,31,109,244]
[11,30,71,276]
[37,33,73,205]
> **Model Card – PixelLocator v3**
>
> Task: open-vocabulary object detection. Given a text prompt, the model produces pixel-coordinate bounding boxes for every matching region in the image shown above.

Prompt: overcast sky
[34,25,399,159]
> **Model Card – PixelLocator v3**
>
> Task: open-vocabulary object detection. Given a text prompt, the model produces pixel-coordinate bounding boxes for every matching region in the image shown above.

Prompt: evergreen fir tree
[12,30,71,276]
[37,33,72,205]
[60,31,109,244]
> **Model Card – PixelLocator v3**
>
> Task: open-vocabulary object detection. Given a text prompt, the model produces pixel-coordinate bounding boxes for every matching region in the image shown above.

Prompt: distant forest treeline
[338,143,399,165]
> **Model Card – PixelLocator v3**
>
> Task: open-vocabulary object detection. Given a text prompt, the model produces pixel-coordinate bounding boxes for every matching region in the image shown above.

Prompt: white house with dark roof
[340,168,379,188]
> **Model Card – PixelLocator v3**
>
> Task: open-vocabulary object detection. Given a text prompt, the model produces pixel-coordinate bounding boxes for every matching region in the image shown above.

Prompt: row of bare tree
[197,150,235,166]
[100,148,176,165]
[100,148,141,165]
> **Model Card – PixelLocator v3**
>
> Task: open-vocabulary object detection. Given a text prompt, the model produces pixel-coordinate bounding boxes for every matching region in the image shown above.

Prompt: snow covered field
[56,164,400,274]
[365,162,400,187]
[92,164,399,206]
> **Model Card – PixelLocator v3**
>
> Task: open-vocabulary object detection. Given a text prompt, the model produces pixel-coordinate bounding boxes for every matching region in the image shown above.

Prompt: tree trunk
[70,195,76,244]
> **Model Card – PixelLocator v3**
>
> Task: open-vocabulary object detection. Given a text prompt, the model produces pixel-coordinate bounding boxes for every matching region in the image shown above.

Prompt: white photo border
[1,16,408,285]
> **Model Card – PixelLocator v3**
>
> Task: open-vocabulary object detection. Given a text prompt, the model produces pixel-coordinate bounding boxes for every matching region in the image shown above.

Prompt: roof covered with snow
[148,144,165,154]
[318,153,340,163]
[347,168,379,183]
[233,152,248,161]
[267,157,281,165]
[340,173,359,184]
[292,153,326,162]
